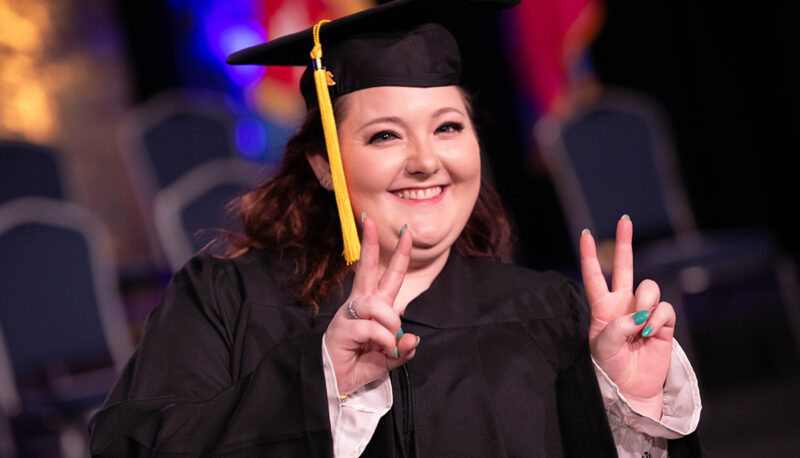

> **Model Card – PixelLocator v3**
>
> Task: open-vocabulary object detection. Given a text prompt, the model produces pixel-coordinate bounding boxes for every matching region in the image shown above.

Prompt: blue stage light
[216,23,266,87]
[235,117,268,160]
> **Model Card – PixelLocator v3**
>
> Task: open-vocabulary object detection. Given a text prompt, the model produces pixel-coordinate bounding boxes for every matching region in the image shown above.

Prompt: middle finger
[611,215,634,292]
[377,225,413,307]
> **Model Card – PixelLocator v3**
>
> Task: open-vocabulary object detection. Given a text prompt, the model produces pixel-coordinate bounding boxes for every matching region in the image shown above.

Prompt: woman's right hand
[323,216,419,395]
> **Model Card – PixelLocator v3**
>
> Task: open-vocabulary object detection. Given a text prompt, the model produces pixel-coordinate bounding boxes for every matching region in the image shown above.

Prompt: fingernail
[361,211,366,226]
[414,336,421,348]
[633,310,650,325]
[641,325,653,337]
[621,214,630,220]
[396,328,404,340]
[581,228,591,236]
[399,224,407,237]
[393,347,399,359]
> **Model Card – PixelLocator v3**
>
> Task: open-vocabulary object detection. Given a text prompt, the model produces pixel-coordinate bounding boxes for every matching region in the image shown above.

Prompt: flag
[505,0,604,117]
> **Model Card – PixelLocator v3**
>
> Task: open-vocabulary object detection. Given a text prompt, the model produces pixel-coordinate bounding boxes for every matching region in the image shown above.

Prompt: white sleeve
[321,337,393,458]
[593,339,702,458]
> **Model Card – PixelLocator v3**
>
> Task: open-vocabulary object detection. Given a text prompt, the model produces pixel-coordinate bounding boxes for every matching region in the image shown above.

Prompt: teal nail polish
[641,325,653,337]
[414,336,421,349]
[393,347,399,359]
[633,310,650,325]
[396,328,404,340]
[361,211,366,226]
[399,224,407,237]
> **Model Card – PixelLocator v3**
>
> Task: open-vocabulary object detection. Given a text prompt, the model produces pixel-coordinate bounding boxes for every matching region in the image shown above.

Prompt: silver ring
[346,300,360,319]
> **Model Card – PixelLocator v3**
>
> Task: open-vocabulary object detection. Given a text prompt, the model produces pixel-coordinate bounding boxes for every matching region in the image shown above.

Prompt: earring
[319,173,334,191]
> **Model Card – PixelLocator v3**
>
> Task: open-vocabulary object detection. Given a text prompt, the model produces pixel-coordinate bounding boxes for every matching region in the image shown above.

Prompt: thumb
[590,310,650,361]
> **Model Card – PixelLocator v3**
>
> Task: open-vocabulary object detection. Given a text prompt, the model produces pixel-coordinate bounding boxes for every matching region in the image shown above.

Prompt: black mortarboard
[226,0,520,264]
[227,0,519,108]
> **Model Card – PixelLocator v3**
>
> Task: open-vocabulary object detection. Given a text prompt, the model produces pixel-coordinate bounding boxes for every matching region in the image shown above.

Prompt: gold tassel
[310,20,360,264]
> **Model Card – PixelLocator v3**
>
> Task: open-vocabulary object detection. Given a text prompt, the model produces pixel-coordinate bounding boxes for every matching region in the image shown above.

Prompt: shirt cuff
[593,339,702,457]
[322,336,393,458]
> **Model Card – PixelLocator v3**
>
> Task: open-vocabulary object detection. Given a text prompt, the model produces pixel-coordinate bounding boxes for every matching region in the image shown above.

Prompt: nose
[405,138,440,176]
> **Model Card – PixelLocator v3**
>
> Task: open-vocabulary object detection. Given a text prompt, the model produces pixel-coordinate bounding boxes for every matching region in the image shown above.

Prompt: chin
[408,234,458,265]
[408,245,451,268]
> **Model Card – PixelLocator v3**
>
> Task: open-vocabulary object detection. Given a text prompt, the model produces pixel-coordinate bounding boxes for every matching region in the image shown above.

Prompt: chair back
[153,159,262,271]
[122,90,239,195]
[0,141,65,204]
[536,88,695,247]
[121,90,255,268]
[0,198,132,379]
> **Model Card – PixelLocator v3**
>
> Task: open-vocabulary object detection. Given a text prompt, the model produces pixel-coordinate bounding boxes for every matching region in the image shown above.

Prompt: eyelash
[367,131,400,144]
[367,122,465,145]
[436,122,464,134]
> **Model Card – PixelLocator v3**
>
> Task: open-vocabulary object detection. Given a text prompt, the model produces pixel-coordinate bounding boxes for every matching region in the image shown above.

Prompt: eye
[435,122,464,135]
[367,130,400,144]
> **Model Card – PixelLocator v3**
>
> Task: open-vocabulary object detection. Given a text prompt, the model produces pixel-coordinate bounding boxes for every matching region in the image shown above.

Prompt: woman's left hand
[580,215,675,420]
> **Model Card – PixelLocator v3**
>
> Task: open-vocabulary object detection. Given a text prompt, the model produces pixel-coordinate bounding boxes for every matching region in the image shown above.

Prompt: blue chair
[121,90,242,193]
[121,90,263,270]
[0,198,133,423]
[152,159,262,271]
[535,87,800,381]
[535,89,695,247]
[0,141,66,205]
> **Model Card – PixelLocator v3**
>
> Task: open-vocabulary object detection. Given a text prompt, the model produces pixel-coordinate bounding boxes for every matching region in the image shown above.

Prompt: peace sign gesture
[324,216,420,395]
[580,215,676,419]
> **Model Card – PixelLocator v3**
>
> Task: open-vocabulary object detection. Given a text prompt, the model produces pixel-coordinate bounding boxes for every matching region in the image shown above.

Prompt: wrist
[622,391,664,420]
[338,377,359,396]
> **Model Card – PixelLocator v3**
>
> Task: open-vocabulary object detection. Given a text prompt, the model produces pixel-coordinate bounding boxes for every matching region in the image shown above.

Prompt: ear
[306,152,333,190]
[306,151,330,180]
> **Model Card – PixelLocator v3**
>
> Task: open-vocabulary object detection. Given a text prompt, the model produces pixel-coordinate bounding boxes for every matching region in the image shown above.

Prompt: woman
[90,1,701,456]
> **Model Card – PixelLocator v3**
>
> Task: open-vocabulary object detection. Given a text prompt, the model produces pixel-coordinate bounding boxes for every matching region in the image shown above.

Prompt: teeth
[396,186,442,200]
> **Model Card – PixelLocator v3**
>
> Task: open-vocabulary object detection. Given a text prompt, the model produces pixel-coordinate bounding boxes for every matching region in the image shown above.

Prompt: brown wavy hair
[226,90,514,312]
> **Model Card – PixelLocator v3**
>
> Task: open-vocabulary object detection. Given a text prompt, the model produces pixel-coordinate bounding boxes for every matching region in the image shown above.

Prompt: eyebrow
[358,107,465,131]
[431,106,465,118]
[359,116,404,131]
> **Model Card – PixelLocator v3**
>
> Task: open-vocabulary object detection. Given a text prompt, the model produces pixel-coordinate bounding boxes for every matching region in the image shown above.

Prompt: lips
[392,186,443,200]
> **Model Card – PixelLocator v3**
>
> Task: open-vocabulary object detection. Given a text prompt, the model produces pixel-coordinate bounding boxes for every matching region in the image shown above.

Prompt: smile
[393,186,443,201]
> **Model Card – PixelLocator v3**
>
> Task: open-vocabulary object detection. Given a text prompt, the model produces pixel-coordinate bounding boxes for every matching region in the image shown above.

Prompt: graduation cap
[227,0,520,264]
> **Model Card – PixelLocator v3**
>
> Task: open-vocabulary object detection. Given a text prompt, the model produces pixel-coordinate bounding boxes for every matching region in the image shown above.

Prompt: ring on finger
[346,300,360,319]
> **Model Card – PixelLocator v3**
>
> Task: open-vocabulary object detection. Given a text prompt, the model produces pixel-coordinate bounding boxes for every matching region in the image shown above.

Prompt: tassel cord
[311,20,361,264]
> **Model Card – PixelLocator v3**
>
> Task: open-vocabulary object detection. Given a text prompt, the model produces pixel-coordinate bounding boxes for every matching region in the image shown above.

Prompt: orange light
[0,0,56,141]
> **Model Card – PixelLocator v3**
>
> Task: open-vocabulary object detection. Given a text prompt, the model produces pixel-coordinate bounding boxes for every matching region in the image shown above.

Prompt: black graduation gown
[89,250,700,457]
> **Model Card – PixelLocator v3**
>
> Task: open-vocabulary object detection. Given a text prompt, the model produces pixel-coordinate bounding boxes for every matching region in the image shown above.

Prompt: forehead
[337,86,468,123]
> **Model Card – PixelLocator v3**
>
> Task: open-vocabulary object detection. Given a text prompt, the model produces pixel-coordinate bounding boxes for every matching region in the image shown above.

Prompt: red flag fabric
[506,0,604,116]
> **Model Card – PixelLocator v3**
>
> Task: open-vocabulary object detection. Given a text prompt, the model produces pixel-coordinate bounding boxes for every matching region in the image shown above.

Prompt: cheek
[340,146,399,208]
[346,156,392,190]
[447,139,482,185]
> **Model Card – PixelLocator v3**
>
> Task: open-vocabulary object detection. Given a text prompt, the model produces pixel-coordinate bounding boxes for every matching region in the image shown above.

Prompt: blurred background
[0,0,798,456]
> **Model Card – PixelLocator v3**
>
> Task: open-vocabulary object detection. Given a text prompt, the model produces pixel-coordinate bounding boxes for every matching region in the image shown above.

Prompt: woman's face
[336,85,481,268]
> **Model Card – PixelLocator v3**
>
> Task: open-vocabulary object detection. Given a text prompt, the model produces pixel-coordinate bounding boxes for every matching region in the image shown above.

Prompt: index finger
[579,228,609,303]
[352,216,379,294]
[376,225,412,310]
